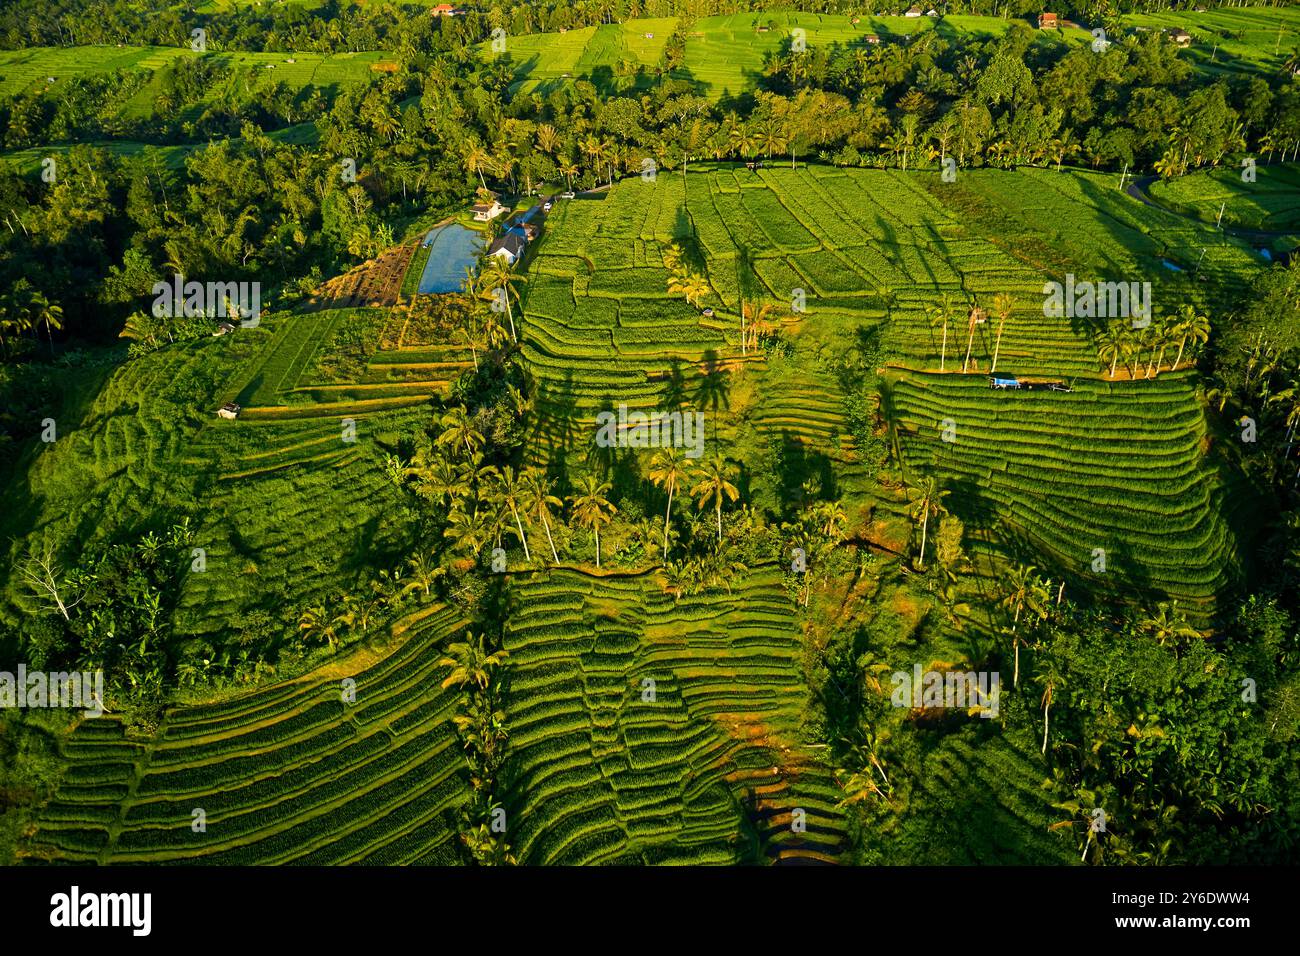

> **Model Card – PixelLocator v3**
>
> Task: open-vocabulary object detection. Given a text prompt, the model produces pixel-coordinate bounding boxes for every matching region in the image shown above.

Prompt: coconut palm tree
[990,292,1013,373]
[1001,563,1048,687]
[743,300,778,352]
[1036,653,1066,755]
[463,140,497,191]
[298,604,341,653]
[1097,323,1126,378]
[493,466,532,563]
[668,270,711,309]
[521,468,562,563]
[444,501,492,560]
[480,255,523,343]
[579,134,608,182]
[648,446,695,559]
[413,453,468,506]
[569,475,616,568]
[1145,313,1171,378]
[437,407,484,460]
[439,630,509,691]
[661,242,684,276]
[1172,305,1210,370]
[815,499,848,543]
[691,455,740,545]
[559,158,579,191]
[961,302,984,373]
[28,292,62,356]
[906,474,948,570]
[404,551,443,598]
[1140,602,1200,647]
[927,295,953,371]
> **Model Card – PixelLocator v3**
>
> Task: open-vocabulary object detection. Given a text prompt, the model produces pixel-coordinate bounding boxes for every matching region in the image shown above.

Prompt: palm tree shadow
[695,349,730,412]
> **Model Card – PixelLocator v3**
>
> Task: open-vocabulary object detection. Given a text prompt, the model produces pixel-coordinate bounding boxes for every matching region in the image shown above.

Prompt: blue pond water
[418,223,485,294]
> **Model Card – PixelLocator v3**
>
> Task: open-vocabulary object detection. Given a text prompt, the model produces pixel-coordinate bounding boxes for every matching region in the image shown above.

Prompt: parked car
[543,201,553,212]
[560,191,576,199]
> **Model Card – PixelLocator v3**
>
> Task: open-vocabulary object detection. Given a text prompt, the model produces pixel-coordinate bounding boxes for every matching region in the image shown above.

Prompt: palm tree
[464,141,496,191]
[906,475,949,569]
[29,292,62,356]
[559,158,579,191]
[493,466,532,563]
[535,123,559,156]
[298,604,341,653]
[437,407,484,459]
[648,446,695,559]
[669,271,711,309]
[569,474,617,568]
[743,300,777,352]
[455,325,480,371]
[990,293,1013,373]
[439,630,509,691]
[927,296,952,371]
[480,255,523,342]
[414,454,468,505]
[1140,602,1200,647]
[1001,563,1047,687]
[579,134,607,182]
[1036,652,1066,755]
[521,468,562,563]
[1097,323,1126,378]
[404,551,443,598]
[690,455,740,545]
[443,501,492,561]
[1172,305,1210,370]
[815,499,848,543]
[661,242,684,276]
[961,302,984,373]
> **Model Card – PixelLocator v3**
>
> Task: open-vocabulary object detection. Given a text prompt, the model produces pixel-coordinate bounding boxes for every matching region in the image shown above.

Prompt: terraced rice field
[0,304,460,642]
[503,568,847,864]
[492,13,1089,100]
[888,370,1247,624]
[1122,6,1300,76]
[0,45,188,97]
[500,20,677,96]
[1148,164,1300,235]
[521,165,1257,492]
[0,46,381,100]
[26,605,471,864]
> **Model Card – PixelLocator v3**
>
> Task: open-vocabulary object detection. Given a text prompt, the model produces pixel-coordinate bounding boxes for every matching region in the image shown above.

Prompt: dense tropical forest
[1,0,1299,866]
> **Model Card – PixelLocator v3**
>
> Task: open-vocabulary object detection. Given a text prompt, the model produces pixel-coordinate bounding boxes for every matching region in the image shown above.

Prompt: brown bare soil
[304,243,416,312]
